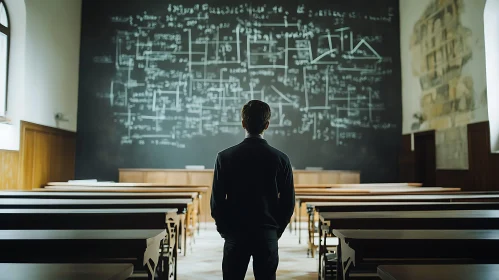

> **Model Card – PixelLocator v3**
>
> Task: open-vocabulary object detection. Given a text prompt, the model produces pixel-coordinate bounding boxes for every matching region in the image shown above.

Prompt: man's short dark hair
[241,100,271,135]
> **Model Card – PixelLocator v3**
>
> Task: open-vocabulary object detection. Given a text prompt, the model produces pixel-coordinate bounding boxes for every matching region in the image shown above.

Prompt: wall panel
[398,134,415,182]
[0,150,19,190]
[414,130,436,187]
[32,131,52,190]
[401,122,499,191]
[18,121,76,189]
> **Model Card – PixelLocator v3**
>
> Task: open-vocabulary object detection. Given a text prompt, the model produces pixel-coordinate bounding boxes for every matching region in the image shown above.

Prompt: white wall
[23,0,81,132]
[485,0,499,152]
[0,0,81,151]
[400,0,432,135]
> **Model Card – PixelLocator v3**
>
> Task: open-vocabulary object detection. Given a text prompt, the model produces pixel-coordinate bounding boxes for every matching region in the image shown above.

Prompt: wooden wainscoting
[293,170,360,184]
[18,121,76,190]
[400,122,499,191]
[0,150,19,190]
[398,134,415,182]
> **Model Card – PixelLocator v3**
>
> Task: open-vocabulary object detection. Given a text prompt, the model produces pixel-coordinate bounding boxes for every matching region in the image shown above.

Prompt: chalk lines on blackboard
[94,3,398,147]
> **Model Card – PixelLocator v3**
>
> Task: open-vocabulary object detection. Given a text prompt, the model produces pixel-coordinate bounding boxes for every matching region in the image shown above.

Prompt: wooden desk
[311,201,499,213]
[0,190,202,237]
[42,186,209,193]
[295,183,422,188]
[295,187,461,195]
[0,198,191,211]
[0,263,134,280]
[334,229,499,280]
[295,188,462,225]
[0,191,197,199]
[41,186,208,232]
[0,208,178,280]
[304,201,499,258]
[0,208,177,229]
[297,194,499,203]
[0,198,193,258]
[318,208,499,279]
[47,182,209,188]
[377,264,499,280]
[0,229,166,280]
[295,192,498,245]
[320,210,499,230]
[295,189,370,194]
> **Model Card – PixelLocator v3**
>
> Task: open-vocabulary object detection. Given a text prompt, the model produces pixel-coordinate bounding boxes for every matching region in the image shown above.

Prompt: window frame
[0,0,10,117]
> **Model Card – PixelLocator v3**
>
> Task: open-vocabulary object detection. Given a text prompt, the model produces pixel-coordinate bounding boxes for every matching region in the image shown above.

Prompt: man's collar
[245,134,263,139]
[243,134,267,144]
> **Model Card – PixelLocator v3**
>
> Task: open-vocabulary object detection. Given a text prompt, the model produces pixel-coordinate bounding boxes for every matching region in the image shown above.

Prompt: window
[0,0,9,117]
[484,0,499,152]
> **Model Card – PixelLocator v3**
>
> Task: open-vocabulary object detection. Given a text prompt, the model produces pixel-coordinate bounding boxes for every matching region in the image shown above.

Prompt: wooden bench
[377,264,499,280]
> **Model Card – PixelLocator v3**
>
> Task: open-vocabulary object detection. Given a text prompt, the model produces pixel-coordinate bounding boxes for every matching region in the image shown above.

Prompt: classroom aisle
[177,222,317,279]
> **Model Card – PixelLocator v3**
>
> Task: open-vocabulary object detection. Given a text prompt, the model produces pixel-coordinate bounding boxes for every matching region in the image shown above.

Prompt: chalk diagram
[93,4,398,148]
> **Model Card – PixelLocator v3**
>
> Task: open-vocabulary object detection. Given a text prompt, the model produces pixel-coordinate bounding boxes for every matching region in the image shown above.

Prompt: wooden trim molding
[18,121,76,190]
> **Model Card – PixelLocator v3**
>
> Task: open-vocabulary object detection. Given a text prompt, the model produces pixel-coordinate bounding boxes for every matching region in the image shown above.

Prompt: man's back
[210,100,295,280]
[212,137,294,236]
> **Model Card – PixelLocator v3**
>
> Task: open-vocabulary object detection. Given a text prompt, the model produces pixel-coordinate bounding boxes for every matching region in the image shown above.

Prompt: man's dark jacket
[210,137,295,238]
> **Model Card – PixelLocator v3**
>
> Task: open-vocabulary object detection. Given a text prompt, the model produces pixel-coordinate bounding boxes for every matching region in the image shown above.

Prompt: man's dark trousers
[222,229,279,279]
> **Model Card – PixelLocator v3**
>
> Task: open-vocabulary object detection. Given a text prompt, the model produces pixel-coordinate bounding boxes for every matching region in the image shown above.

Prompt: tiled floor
[177,222,318,279]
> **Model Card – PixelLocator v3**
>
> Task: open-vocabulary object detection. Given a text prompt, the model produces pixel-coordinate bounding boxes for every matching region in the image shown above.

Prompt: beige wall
[0,0,81,151]
[400,0,488,169]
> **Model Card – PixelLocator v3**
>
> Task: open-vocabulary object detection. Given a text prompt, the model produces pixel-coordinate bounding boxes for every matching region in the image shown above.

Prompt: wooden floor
[177,222,317,279]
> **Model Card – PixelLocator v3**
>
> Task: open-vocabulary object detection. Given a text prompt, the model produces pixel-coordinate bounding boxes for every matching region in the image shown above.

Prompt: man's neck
[245,133,263,139]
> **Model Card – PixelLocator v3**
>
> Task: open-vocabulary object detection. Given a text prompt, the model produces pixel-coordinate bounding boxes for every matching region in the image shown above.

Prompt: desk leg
[294,202,298,235]
[317,219,322,280]
[178,214,185,256]
[167,214,179,280]
[184,218,188,256]
[336,239,342,280]
[307,207,311,257]
[307,206,315,258]
[298,202,302,244]
[317,220,322,280]
[174,221,179,280]
[198,194,202,234]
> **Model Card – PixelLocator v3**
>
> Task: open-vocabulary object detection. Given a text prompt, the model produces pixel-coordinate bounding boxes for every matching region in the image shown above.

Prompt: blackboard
[76,0,402,182]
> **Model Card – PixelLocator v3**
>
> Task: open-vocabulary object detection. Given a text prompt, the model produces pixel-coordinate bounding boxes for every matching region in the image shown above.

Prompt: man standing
[211,100,295,280]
